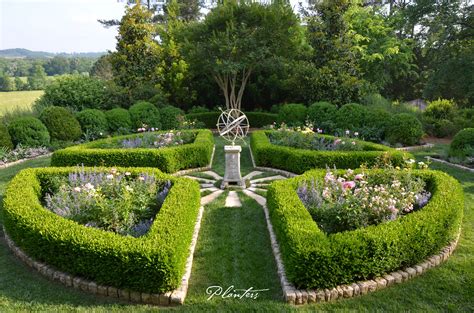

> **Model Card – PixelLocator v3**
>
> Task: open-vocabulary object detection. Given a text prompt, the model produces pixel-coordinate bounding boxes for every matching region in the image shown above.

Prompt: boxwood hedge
[51,129,214,173]
[186,112,277,128]
[267,169,464,289]
[2,166,201,293]
[250,130,409,173]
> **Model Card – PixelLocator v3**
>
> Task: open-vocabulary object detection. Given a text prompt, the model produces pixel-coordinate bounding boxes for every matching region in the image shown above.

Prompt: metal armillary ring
[216,109,250,145]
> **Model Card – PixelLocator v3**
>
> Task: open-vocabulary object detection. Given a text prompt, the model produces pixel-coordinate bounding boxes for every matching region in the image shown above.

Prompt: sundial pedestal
[221,145,244,189]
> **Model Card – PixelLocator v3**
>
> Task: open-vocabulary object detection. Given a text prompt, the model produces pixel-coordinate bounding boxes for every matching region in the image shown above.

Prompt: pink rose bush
[297,168,431,234]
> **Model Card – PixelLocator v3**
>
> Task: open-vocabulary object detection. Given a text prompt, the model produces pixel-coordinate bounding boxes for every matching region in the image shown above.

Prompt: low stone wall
[426,156,474,173]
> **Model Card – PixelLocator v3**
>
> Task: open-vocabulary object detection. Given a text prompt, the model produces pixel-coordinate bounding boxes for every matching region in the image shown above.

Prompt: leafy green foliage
[35,75,107,111]
[277,103,307,127]
[8,117,50,147]
[159,105,184,130]
[105,108,132,134]
[128,101,161,129]
[251,130,408,174]
[0,123,13,150]
[39,106,82,142]
[267,169,464,289]
[307,102,338,132]
[449,128,474,158]
[334,103,368,131]
[386,113,424,146]
[3,166,200,293]
[75,109,108,140]
[51,130,214,173]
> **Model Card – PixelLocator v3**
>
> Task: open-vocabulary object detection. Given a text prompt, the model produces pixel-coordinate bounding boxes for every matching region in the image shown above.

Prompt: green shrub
[39,106,82,142]
[105,108,132,134]
[449,128,474,158]
[51,130,214,173]
[334,103,368,131]
[3,166,201,293]
[246,112,278,128]
[307,102,338,132]
[129,101,161,130]
[360,108,392,142]
[185,112,219,129]
[8,117,50,147]
[160,106,185,130]
[76,109,108,140]
[424,99,457,120]
[386,113,424,146]
[423,117,457,138]
[277,103,307,127]
[0,123,13,150]
[250,131,408,174]
[267,169,463,289]
[361,93,391,110]
[34,75,107,111]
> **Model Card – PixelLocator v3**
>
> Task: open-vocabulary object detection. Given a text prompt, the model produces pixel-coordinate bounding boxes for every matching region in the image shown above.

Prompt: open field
[0,90,43,115]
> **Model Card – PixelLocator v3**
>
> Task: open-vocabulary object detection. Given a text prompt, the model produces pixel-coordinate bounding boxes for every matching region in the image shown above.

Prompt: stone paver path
[224,191,242,207]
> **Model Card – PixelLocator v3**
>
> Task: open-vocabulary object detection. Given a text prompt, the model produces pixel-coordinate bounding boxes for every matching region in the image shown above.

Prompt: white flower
[406,159,416,164]
[138,176,145,181]
[73,187,81,192]
[351,141,356,145]
[354,132,359,136]
[125,185,133,192]
[151,127,155,132]
[110,168,117,174]
[106,174,114,180]
[84,183,94,190]
[345,130,350,135]
[125,172,131,176]
[99,132,103,136]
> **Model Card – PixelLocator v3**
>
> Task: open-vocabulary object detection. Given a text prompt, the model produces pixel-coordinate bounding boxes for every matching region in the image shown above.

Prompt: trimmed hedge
[449,128,474,158]
[39,106,82,141]
[3,166,201,293]
[51,129,214,173]
[8,117,50,148]
[250,130,408,173]
[186,111,278,128]
[267,169,464,289]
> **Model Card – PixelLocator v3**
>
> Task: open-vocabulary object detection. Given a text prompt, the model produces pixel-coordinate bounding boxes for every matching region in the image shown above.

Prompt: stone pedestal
[221,145,244,189]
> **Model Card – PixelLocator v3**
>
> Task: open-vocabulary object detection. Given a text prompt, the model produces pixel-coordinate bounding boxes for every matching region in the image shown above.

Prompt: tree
[156,0,194,108]
[44,56,70,75]
[109,2,161,98]
[27,64,47,90]
[186,1,304,110]
[90,55,114,80]
[0,73,16,91]
[14,77,26,91]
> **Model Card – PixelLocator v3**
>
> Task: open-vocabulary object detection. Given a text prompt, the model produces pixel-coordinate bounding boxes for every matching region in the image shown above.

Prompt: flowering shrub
[297,168,431,234]
[44,167,171,237]
[268,127,362,151]
[0,145,50,166]
[120,131,195,149]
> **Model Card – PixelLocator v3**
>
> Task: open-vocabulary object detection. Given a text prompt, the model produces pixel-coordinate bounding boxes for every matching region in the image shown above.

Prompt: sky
[0,0,127,53]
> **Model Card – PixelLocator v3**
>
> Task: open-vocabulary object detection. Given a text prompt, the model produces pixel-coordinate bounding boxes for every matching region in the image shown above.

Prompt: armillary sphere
[216,109,250,145]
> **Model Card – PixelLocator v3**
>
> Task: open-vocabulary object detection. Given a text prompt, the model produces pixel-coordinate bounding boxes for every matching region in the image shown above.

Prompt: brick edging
[2,205,205,306]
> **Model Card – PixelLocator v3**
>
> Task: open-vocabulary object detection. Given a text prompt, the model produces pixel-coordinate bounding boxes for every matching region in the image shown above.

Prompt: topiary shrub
[76,109,108,140]
[359,108,392,142]
[307,101,338,132]
[449,128,474,158]
[105,108,132,134]
[277,103,307,126]
[39,106,82,142]
[160,106,184,130]
[129,101,161,130]
[334,103,368,132]
[8,117,50,147]
[386,113,424,146]
[0,123,13,150]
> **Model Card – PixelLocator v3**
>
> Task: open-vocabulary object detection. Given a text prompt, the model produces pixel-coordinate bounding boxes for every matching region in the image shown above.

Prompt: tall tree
[186,1,304,110]
[109,2,161,97]
[27,64,47,90]
[0,73,16,91]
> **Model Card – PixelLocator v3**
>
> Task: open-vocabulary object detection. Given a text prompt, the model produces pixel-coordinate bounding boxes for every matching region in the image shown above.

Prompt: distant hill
[0,48,105,59]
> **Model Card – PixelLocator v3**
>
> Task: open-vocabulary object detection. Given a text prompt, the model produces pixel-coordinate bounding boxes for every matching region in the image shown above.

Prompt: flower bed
[266,169,464,289]
[251,130,409,174]
[0,145,50,166]
[51,129,214,173]
[2,166,201,293]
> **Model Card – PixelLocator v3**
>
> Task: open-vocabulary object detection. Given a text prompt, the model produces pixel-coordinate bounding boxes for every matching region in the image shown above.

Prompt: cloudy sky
[0,0,126,53]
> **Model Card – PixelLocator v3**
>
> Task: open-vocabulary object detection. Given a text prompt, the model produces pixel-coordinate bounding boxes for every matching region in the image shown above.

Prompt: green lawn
[0,90,43,115]
[0,144,472,312]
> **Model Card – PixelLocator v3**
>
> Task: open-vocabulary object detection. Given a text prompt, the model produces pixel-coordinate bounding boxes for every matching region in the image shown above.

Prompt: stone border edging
[396,143,434,151]
[0,153,52,169]
[3,204,206,306]
[242,189,462,305]
[426,156,474,173]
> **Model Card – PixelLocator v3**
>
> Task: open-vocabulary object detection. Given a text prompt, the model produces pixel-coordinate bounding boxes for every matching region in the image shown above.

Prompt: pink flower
[342,181,356,189]
[354,174,364,180]
[351,141,356,145]
[334,139,342,145]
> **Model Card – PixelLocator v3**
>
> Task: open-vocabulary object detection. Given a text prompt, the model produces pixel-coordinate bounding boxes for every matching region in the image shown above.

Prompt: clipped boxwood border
[51,129,214,173]
[2,166,201,296]
[250,130,410,174]
[266,169,464,294]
